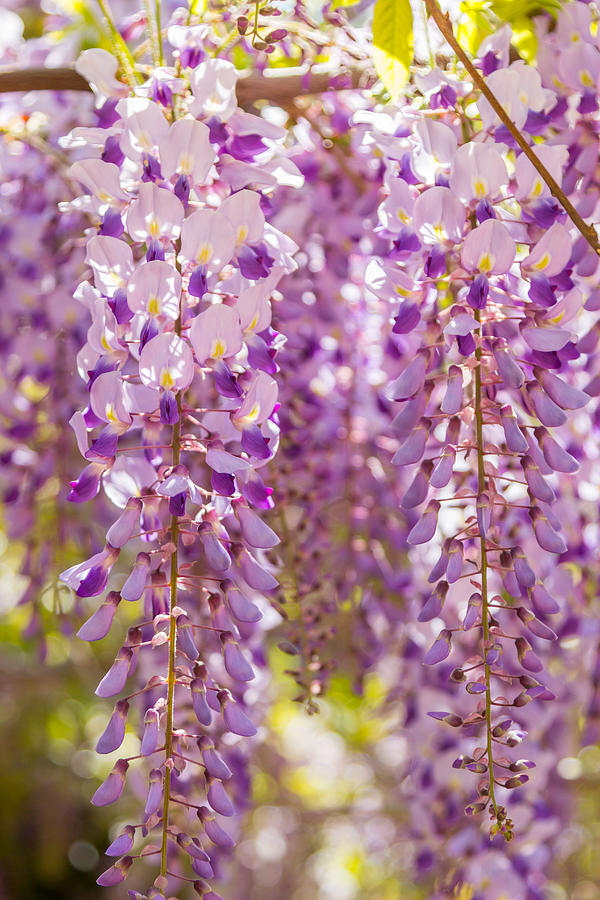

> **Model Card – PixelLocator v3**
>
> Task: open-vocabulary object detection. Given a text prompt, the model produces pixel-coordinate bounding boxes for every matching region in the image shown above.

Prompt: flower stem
[142,0,163,68]
[474,308,498,820]
[160,309,183,878]
[96,0,139,88]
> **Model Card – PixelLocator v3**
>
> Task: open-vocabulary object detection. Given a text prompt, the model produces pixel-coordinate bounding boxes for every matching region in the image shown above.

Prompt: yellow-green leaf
[372,0,413,100]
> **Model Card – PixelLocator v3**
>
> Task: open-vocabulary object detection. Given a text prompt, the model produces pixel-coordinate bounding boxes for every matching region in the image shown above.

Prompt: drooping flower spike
[60,31,300,894]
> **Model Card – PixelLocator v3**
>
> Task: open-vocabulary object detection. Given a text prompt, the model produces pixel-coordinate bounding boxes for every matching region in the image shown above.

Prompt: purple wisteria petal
[207,777,235,817]
[392,418,430,466]
[530,507,567,554]
[199,737,233,781]
[494,343,524,389]
[222,633,255,682]
[401,461,432,508]
[127,260,182,319]
[235,504,279,548]
[180,208,237,272]
[430,446,455,488]
[106,498,143,548]
[159,116,215,184]
[219,692,257,736]
[96,856,133,887]
[126,182,184,243]
[191,679,213,726]
[141,707,160,757]
[535,368,589,410]
[423,629,452,665]
[121,552,151,602]
[106,826,135,857]
[91,759,129,806]
[143,769,163,818]
[387,354,427,402]
[500,405,529,453]
[522,456,555,503]
[226,586,262,623]
[413,186,465,244]
[199,807,236,849]
[531,583,560,615]
[407,500,440,545]
[139,332,194,392]
[439,366,463,418]
[535,427,579,473]
[516,637,544,673]
[77,591,120,641]
[96,700,129,754]
[461,219,516,274]
[522,222,572,277]
[527,383,567,427]
[449,141,508,201]
[96,647,133,697]
[418,581,449,622]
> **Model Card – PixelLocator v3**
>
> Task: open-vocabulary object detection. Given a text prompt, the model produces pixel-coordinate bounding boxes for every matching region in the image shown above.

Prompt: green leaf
[372,0,413,101]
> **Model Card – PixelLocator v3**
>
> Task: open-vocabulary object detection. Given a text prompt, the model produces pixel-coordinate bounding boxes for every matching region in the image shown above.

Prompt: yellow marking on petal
[433,224,444,240]
[581,70,594,88]
[395,286,411,297]
[396,208,409,223]
[246,403,260,421]
[532,252,551,271]
[478,253,494,273]
[179,153,192,175]
[196,244,212,264]
[160,368,174,390]
[473,179,487,198]
[109,270,122,285]
[212,339,226,358]
[237,225,248,244]
[249,314,258,331]
[532,179,543,198]
[101,335,112,352]
[98,190,112,203]
[105,403,118,423]
[149,219,160,238]
[148,296,160,316]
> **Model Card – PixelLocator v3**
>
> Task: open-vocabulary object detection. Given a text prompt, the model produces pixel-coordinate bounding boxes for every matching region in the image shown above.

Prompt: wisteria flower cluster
[7,0,600,898]
[57,36,300,896]
[364,22,598,839]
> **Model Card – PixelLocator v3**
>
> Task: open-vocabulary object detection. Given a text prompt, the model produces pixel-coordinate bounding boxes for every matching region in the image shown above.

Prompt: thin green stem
[155,0,164,65]
[96,0,139,88]
[474,308,498,820]
[253,0,261,36]
[160,285,183,878]
[142,0,162,68]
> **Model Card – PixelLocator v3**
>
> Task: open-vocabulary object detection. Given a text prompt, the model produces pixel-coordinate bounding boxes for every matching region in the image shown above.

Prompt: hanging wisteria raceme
[0,8,96,649]
[265,65,597,897]
[8,0,600,897]
[58,30,300,895]
[363,29,596,840]
[267,93,407,708]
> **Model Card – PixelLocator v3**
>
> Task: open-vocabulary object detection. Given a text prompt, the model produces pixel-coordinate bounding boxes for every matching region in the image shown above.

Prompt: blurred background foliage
[3,0,600,899]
